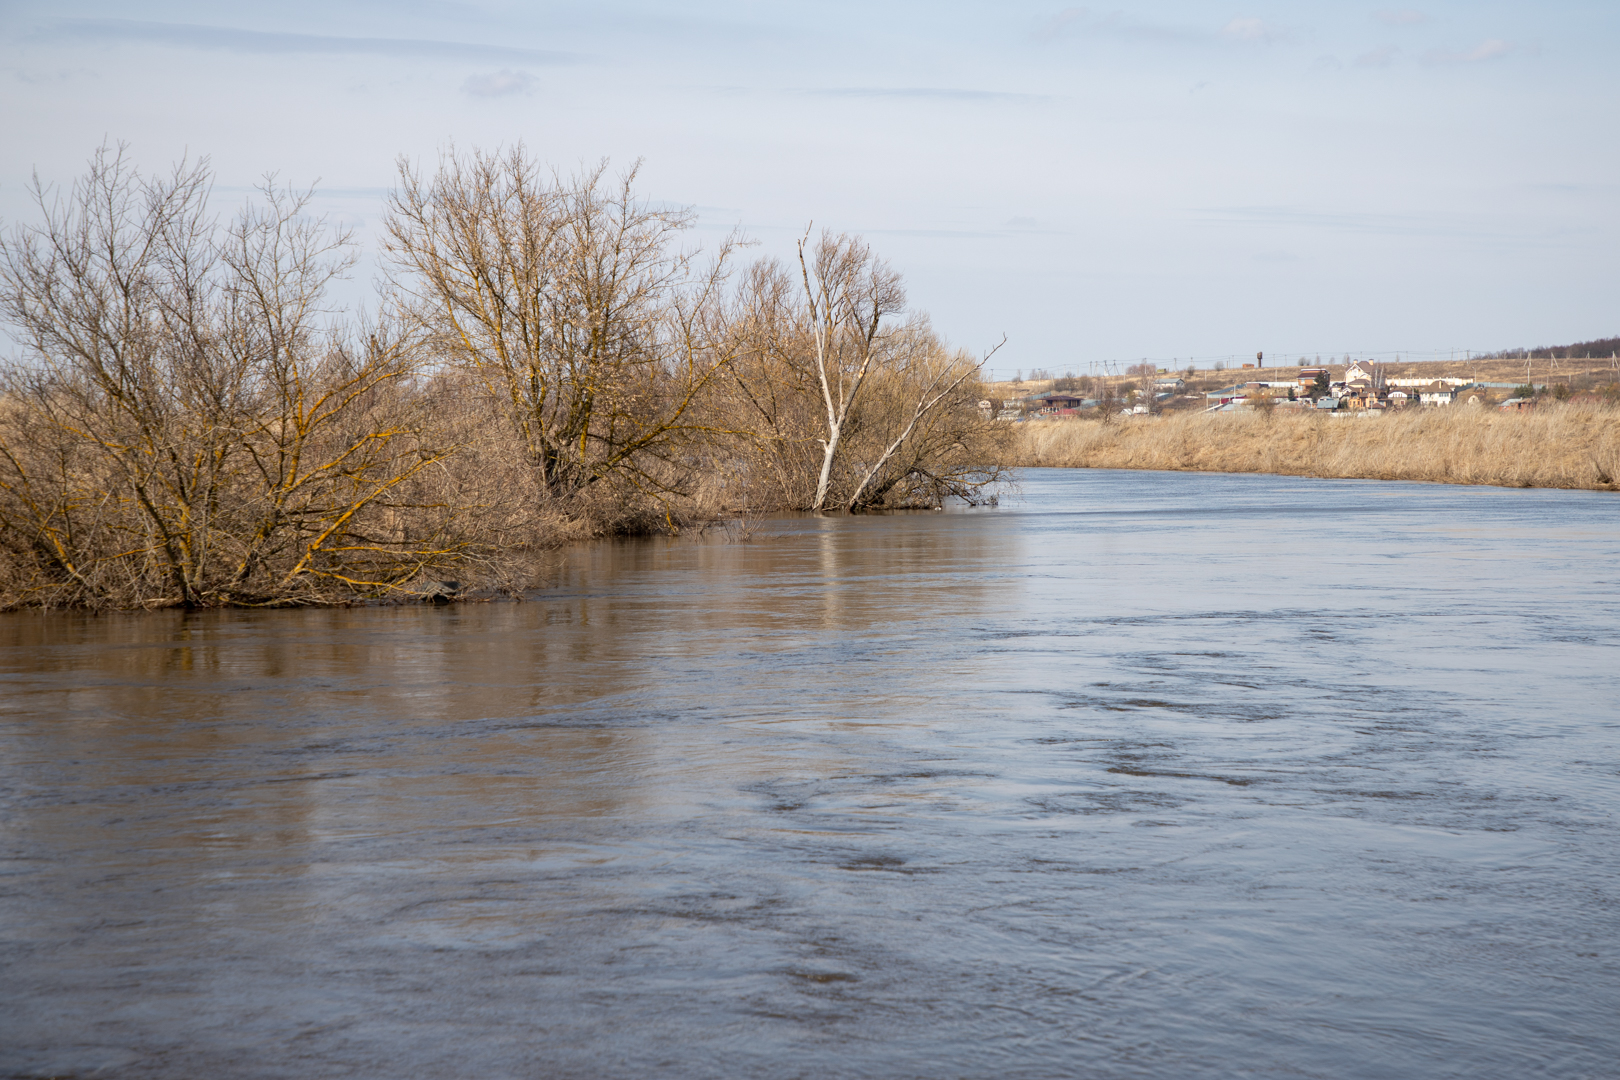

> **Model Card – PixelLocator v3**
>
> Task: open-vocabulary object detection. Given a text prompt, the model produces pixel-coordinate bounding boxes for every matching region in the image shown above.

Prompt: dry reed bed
[1015,406,1620,490]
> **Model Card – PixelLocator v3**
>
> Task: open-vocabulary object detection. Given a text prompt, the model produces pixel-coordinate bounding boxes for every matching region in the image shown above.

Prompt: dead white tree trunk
[797,229,903,512]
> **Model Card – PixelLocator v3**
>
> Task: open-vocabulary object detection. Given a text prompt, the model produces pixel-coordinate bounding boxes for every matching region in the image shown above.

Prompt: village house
[1342,359,1386,394]
[1198,364,1568,415]
[1204,381,1294,408]
[1022,391,1089,418]
[1419,382,1458,406]
[1205,384,1246,407]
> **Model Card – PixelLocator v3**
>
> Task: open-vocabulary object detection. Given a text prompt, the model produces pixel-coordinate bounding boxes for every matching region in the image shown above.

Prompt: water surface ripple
[2,469,1617,1079]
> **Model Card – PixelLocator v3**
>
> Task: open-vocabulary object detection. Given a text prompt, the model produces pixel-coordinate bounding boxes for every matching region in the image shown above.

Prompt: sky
[2,1,1615,378]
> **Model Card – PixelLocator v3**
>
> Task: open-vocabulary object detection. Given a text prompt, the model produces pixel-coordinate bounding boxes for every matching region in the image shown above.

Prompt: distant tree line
[1479,336,1620,361]
[0,145,1009,609]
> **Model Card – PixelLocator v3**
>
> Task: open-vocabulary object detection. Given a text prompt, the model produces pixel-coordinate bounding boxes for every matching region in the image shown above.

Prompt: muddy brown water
[2,469,1617,1079]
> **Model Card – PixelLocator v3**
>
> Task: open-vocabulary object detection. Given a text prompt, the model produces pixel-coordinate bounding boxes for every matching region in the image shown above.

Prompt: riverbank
[1013,405,1620,490]
[0,150,1004,611]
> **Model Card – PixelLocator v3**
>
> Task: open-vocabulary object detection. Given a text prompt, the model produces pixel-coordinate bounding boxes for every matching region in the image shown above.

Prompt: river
[2,469,1617,1079]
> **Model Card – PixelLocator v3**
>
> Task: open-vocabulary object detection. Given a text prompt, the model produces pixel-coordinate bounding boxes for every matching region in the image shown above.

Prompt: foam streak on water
[1,469,1617,1079]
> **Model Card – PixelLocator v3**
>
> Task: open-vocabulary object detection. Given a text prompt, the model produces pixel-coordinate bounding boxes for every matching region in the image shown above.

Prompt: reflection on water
[2,469,1618,1079]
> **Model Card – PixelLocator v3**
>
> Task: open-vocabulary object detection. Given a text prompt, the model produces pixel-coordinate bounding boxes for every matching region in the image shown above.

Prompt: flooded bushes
[715,243,1010,514]
[385,150,1009,522]
[0,149,470,609]
[385,151,739,523]
[0,146,1007,609]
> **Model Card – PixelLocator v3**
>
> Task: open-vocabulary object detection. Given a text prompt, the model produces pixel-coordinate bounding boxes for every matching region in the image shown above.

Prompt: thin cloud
[1424,39,1512,65]
[1196,205,1494,239]
[13,67,101,85]
[864,228,1001,239]
[799,87,1051,103]
[463,69,536,97]
[1037,8,1087,39]
[1519,181,1620,196]
[1035,8,1206,44]
[1355,45,1401,68]
[1220,18,1285,43]
[1465,39,1512,61]
[1039,10,1287,47]
[1373,10,1428,26]
[212,185,391,199]
[36,19,581,65]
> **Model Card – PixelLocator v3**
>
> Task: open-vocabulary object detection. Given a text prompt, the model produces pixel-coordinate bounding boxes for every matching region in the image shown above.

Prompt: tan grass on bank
[1015,406,1620,491]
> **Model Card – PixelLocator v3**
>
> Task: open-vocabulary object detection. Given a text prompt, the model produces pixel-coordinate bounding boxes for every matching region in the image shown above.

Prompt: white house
[1343,359,1385,391]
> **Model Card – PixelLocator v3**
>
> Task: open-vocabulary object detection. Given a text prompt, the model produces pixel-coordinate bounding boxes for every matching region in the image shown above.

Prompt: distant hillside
[1482,336,1620,361]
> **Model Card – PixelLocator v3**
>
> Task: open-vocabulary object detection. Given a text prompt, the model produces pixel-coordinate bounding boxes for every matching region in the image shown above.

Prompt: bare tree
[797,230,905,511]
[0,145,452,608]
[384,148,739,521]
[709,244,1011,513]
[844,333,1004,511]
[716,257,823,507]
[1094,376,1123,424]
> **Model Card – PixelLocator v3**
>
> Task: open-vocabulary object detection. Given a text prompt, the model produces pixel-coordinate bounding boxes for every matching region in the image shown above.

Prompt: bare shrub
[718,239,1010,512]
[0,144,1017,608]
[0,147,463,609]
[384,148,741,531]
